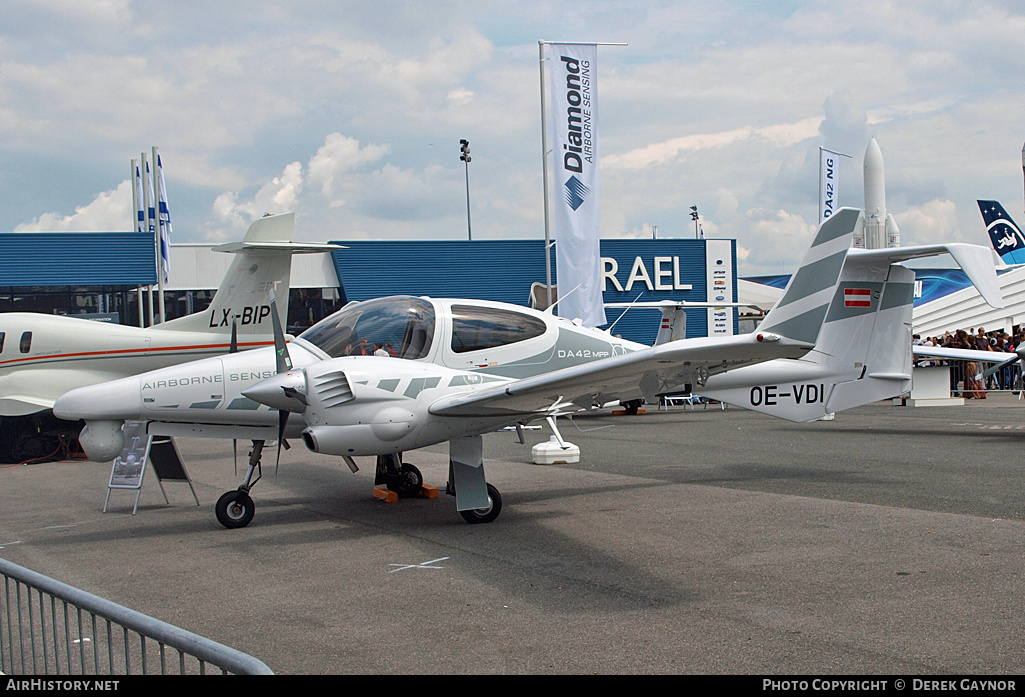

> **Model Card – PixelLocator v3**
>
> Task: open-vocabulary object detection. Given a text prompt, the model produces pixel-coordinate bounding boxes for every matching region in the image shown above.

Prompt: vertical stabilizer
[155,213,337,337]
[978,200,1025,265]
[654,305,687,345]
[700,255,915,422]
[756,207,860,347]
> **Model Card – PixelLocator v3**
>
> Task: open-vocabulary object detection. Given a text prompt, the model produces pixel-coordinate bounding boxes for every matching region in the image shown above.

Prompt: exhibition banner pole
[539,40,625,326]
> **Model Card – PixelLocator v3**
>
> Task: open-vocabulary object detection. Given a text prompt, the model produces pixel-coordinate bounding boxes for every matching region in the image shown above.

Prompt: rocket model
[854,138,900,249]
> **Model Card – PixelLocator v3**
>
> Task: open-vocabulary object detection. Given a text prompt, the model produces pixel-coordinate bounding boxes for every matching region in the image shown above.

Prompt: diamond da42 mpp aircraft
[0,213,336,463]
[52,208,1003,527]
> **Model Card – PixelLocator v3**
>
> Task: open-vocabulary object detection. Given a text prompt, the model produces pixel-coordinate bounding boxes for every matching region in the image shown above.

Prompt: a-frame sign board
[104,420,200,514]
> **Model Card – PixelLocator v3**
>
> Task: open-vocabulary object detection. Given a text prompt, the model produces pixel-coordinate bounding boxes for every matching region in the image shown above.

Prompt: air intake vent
[313,370,354,408]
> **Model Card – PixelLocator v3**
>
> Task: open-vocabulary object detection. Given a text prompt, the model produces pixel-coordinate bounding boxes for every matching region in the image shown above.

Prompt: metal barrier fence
[928,359,1023,397]
[0,558,273,675]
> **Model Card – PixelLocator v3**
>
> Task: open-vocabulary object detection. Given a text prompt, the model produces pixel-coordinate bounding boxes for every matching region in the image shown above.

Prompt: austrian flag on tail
[844,288,872,307]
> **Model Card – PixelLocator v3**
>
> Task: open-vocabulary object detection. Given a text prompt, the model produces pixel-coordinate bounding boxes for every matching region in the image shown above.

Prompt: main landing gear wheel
[387,463,424,497]
[216,490,255,529]
[459,483,502,524]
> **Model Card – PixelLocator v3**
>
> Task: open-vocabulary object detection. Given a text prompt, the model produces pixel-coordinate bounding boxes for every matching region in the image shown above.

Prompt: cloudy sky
[2,0,1023,275]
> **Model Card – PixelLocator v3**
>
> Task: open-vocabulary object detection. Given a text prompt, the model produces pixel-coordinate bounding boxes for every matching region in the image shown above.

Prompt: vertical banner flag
[819,147,839,225]
[548,43,606,328]
[155,152,172,284]
[143,156,156,236]
[132,161,145,233]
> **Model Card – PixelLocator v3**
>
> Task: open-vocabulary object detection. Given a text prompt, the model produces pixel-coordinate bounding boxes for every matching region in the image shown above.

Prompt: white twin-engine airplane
[0,213,336,463]
[53,208,1003,528]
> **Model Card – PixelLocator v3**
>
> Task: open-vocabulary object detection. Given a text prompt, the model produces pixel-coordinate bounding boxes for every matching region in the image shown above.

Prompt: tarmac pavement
[1,395,1023,674]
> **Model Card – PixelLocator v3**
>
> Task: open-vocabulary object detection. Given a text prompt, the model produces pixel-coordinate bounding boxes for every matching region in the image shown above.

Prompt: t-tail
[978,200,1025,265]
[698,236,1003,422]
[156,213,338,336]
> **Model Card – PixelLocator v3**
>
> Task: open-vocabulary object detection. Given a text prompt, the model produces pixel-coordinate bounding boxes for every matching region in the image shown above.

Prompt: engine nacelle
[78,420,125,462]
[302,423,410,457]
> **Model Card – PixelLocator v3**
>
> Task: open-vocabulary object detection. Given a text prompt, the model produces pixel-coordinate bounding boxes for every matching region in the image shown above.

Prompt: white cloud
[2,1,1024,278]
[894,199,968,247]
[14,179,132,232]
[206,161,304,240]
[306,133,390,202]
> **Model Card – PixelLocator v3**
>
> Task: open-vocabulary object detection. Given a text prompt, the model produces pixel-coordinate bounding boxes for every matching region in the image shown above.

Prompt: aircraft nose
[242,370,308,412]
[53,377,143,421]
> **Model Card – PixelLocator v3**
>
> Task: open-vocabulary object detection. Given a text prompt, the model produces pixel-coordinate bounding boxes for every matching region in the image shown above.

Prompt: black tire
[215,490,255,529]
[387,463,423,497]
[623,399,641,415]
[459,484,502,524]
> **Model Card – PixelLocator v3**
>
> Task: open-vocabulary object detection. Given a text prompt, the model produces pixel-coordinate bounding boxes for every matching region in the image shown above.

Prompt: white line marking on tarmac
[388,556,450,573]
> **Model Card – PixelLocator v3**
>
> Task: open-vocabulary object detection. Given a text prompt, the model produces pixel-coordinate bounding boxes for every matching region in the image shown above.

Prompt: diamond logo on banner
[564,175,590,211]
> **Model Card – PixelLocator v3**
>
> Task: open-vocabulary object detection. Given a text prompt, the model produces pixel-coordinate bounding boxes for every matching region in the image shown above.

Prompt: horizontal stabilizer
[212,241,343,254]
[847,243,1003,309]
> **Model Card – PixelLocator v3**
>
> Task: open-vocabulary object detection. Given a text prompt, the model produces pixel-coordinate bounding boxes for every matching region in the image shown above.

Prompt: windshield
[299,296,435,360]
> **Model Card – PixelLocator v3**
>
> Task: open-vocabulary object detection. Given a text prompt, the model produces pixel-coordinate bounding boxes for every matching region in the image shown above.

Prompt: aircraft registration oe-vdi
[53,208,1003,528]
[0,213,338,464]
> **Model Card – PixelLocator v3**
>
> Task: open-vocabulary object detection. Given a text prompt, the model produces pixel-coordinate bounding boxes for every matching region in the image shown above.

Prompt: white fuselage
[52,297,646,455]
[0,313,274,417]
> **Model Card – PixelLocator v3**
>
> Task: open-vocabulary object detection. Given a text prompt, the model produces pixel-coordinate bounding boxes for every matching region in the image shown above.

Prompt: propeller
[253,290,310,476]
[980,345,1025,381]
[271,291,290,476]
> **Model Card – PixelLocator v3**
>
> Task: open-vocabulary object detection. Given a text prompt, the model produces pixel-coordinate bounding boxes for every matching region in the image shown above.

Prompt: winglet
[756,207,859,344]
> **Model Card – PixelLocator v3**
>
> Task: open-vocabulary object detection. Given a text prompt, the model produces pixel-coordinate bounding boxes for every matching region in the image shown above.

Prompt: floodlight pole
[460,139,472,241]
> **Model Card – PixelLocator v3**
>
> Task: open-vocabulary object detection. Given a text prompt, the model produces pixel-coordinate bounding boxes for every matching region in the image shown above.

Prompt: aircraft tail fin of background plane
[978,200,1025,265]
[157,213,338,336]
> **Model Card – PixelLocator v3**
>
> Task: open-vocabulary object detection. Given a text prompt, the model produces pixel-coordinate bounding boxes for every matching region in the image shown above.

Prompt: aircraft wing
[912,345,1014,363]
[0,393,56,417]
[429,332,810,417]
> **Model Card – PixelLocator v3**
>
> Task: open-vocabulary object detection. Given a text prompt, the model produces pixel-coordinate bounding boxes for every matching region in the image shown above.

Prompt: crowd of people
[342,337,398,357]
[913,327,1025,398]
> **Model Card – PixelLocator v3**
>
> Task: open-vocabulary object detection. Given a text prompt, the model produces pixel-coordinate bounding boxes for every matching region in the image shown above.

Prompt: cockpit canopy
[299,296,435,359]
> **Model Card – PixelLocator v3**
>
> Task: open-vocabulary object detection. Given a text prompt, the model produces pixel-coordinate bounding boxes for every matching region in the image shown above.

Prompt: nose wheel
[216,489,255,529]
[215,440,264,529]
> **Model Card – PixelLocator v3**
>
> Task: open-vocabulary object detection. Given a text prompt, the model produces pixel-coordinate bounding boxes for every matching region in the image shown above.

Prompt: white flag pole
[131,158,144,326]
[140,153,156,325]
[153,147,172,286]
[151,147,167,323]
[130,159,140,232]
[538,41,553,309]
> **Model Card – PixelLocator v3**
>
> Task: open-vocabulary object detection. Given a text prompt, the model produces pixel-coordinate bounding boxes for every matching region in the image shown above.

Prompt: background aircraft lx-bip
[53,208,1003,527]
[0,213,336,463]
